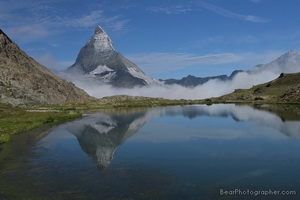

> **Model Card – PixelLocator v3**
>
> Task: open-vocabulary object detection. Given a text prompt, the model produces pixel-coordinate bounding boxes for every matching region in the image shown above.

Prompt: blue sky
[1,0,300,79]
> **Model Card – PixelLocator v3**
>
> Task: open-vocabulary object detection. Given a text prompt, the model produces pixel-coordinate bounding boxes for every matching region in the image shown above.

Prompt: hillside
[215,72,300,103]
[0,29,93,105]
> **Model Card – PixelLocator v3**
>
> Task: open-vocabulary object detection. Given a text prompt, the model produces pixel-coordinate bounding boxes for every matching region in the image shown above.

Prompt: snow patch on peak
[89,65,114,76]
[88,26,115,52]
[85,65,116,82]
[95,26,104,34]
[127,67,162,85]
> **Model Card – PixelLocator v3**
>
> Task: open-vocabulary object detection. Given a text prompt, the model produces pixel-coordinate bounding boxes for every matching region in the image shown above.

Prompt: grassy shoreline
[0,104,82,144]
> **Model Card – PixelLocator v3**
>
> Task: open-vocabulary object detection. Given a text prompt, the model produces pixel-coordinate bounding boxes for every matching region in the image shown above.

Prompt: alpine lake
[1,104,300,200]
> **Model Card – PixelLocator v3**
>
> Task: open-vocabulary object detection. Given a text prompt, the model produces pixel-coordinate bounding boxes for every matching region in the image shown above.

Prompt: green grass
[0,104,82,144]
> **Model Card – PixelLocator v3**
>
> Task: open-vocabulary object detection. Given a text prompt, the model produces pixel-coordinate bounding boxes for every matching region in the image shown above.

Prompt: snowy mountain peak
[88,26,114,52]
[66,25,161,87]
[286,50,298,56]
[249,50,300,74]
[273,50,299,64]
[278,50,298,60]
[95,26,104,34]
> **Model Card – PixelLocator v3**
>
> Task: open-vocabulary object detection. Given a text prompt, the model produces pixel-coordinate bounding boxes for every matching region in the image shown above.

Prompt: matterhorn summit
[91,26,115,53]
[65,26,159,88]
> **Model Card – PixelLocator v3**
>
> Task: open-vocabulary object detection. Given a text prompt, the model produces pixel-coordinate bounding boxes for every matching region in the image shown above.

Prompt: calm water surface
[1,104,300,200]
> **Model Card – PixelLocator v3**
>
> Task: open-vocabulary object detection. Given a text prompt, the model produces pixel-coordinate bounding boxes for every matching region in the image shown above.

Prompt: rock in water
[66,26,157,88]
[0,29,92,105]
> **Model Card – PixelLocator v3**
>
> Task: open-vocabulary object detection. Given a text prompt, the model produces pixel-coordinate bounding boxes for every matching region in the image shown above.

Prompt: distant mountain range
[164,50,300,87]
[163,70,242,87]
[0,29,92,105]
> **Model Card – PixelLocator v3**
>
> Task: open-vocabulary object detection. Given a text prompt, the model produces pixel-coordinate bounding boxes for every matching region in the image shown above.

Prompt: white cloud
[237,51,285,66]
[127,52,241,74]
[63,10,129,31]
[146,1,268,23]
[60,49,298,102]
[67,70,279,100]
[102,16,130,31]
[193,35,260,48]
[66,54,300,100]
[197,1,268,23]
[148,5,192,14]
[126,50,285,76]
[5,25,51,41]
[34,53,73,71]
[72,11,105,28]
[0,0,129,42]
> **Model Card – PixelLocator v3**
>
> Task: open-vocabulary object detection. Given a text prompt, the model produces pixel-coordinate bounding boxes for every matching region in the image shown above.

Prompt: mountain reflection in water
[64,110,148,168]
[62,104,300,168]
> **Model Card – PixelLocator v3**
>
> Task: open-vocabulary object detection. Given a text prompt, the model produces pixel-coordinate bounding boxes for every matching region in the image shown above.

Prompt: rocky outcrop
[0,29,93,105]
